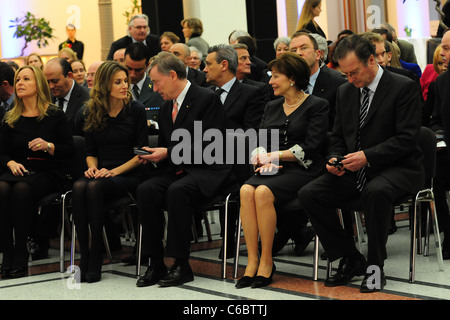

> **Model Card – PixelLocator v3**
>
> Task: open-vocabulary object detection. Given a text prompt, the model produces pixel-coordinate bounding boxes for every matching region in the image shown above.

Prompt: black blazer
[242,78,275,103]
[436,71,450,149]
[213,80,265,130]
[330,68,424,194]
[138,76,164,124]
[106,34,160,60]
[157,83,231,198]
[313,66,347,130]
[54,81,90,125]
[187,67,207,87]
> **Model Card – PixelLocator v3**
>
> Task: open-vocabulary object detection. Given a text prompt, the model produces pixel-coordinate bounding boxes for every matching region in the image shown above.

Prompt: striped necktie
[172,100,178,123]
[356,87,370,192]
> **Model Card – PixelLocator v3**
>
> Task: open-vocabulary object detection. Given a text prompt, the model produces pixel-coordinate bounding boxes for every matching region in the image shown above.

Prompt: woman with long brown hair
[0,66,74,278]
[71,61,148,283]
[297,0,326,39]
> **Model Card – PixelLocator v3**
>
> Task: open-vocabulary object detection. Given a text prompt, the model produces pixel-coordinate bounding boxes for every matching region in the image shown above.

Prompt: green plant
[10,12,55,57]
[123,0,142,25]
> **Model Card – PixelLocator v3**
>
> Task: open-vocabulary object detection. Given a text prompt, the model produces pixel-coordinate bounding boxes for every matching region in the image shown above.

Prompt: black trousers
[433,151,450,237]
[298,172,408,267]
[137,171,204,261]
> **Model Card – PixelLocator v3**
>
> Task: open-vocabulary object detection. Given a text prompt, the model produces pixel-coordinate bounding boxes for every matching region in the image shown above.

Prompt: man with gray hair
[107,14,160,60]
[169,43,207,87]
[135,51,230,287]
[204,44,265,130]
[204,44,265,259]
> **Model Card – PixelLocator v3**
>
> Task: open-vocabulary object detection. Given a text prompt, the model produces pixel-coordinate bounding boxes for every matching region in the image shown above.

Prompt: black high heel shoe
[235,275,255,289]
[251,264,276,288]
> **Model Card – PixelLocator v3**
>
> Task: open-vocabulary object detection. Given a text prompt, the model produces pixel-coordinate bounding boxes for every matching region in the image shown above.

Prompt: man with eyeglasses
[298,34,424,293]
[106,14,160,61]
[290,31,347,131]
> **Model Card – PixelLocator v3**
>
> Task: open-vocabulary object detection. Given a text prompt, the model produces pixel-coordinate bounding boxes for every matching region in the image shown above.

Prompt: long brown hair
[83,61,132,132]
[296,0,322,31]
[5,66,52,127]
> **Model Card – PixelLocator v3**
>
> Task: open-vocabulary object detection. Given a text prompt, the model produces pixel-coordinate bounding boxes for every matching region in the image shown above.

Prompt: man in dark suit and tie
[106,14,160,61]
[135,52,231,287]
[124,42,163,132]
[290,31,347,131]
[232,43,275,103]
[298,34,424,293]
[0,62,15,121]
[204,44,265,131]
[43,58,90,130]
[169,43,207,87]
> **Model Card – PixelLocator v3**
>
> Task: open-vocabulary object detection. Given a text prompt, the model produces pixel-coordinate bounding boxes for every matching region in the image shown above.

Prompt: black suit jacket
[106,35,160,60]
[137,76,164,124]
[331,68,424,194]
[313,66,347,131]
[242,78,275,103]
[213,79,265,131]
[436,71,450,149]
[157,83,231,198]
[54,81,90,126]
[187,67,207,87]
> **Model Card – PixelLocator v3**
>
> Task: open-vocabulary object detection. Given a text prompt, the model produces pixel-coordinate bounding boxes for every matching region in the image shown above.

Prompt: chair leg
[60,193,67,273]
[102,226,113,262]
[203,211,212,242]
[313,235,319,281]
[137,223,143,276]
[233,214,242,279]
[222,194,231,279]
[410,199,419,283]
[424,206,431,257]
[430,199,444,271]
[70,221,76,272]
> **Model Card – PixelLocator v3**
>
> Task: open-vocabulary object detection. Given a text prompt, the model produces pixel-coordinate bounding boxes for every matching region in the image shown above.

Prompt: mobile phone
[134,148,152,156]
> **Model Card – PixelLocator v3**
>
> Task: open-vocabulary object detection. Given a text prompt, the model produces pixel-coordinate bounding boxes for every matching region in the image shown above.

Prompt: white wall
[183,0,248,46]
[0,0,135,67]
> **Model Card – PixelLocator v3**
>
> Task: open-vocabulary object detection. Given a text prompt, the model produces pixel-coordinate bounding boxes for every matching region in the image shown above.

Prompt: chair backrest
[418,126,437,180]
[227,132,254,186]
[66,135,87,183]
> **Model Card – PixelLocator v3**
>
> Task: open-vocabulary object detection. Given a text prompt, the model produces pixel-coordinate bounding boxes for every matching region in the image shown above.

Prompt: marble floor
[1,209,450,308]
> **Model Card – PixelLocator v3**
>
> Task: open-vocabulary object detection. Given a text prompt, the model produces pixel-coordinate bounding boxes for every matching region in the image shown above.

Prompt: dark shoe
[360,269,386,293]
[157,264,194,287]
[9,267,28,279]
[251,264,276,289]
[325,255,367,287]
[136,265,168,287]
[27,237,49,261]
[1,267,12,279]
[235,276,255,289]
[293,227,315,256]
[85,272,102,283]
[272,231,290,256]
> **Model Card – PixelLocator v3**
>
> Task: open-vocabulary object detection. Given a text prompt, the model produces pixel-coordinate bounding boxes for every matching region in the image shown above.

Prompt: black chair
[337,127,444,283]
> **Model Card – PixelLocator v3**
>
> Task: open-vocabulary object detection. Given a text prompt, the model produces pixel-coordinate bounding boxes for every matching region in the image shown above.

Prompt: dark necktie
[215,87,225,97]
[133,85,140,100]
[356,87,370,192]
[58,98,65,110]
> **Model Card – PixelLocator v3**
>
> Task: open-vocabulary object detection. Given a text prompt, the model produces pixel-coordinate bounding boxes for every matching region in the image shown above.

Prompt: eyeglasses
[343,69,361,79]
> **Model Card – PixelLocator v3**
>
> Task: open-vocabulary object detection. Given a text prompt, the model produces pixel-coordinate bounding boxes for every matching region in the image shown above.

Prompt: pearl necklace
[284,91,307,108]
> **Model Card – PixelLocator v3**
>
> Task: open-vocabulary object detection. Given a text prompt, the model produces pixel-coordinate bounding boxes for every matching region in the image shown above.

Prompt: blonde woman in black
[0,66,74,278]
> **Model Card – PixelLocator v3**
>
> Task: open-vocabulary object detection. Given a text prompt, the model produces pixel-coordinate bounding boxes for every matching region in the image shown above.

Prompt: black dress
[0,106,74,269]
[71,100,148,278]
[245,96,329,205]
[304,21,327,40]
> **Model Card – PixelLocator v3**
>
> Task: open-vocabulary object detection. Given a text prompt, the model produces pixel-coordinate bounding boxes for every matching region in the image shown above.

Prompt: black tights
[71,177,122,275]
[0,179,57,268]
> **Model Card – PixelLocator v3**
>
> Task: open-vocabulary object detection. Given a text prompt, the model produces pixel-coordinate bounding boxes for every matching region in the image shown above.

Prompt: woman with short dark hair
[236,52,330,289]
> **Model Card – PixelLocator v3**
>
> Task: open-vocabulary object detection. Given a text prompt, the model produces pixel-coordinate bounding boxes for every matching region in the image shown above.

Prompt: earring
[290,83,294,87]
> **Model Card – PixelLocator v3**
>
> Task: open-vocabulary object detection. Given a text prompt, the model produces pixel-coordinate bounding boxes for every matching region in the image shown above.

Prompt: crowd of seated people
[1,11,450,296]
